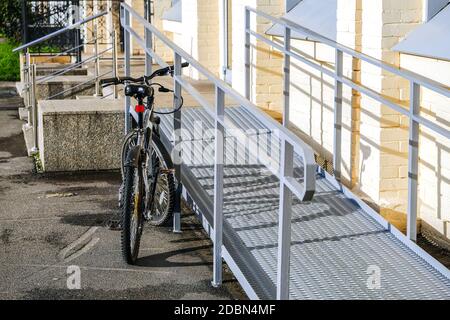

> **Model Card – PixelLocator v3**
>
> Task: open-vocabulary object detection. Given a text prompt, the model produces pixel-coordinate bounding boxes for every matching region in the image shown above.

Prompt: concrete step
[18,107,28,121]
[22,123,35,157]
[36,66,89,77]
[35,75,96,100]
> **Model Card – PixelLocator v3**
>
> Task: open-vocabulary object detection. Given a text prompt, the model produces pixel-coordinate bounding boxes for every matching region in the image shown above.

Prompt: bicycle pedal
[106,219,122,231]
[159,168,175,174]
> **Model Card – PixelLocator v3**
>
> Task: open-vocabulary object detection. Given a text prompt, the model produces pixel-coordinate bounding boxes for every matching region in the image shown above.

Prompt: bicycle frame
[125,89,156,168]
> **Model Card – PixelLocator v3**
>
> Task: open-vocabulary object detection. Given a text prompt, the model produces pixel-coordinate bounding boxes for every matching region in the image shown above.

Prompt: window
[266,0,337,41]
[393,3,450,61]
[162,0,182,23]
[286,0,302,12]
[425,0,449,21]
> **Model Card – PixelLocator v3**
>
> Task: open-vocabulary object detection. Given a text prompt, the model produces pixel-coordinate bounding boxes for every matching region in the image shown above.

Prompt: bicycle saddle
[124,84,153,98]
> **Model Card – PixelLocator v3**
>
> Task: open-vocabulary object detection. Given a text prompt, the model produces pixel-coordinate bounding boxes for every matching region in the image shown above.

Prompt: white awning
[162,0,182,23]
[393,3,450,61]
[265,0,337,41]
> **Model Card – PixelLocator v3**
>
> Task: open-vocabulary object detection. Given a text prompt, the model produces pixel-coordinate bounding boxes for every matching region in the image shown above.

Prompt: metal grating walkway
[159,106,450,300]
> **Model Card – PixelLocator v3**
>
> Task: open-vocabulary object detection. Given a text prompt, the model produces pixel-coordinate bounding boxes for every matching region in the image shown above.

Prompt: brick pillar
[129,0,146,55]
[359,0,422,232]
[153,0,174,62]
[336,0,362,186]
[231,0,284,113]
[173,0,220,80]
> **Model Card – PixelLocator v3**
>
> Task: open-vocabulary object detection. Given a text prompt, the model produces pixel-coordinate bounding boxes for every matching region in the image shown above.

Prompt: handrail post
[333,49,343,181]
[173,52,182,234]
[145,28,153,77]
[112,29,118,99]
[407,81,420,241]
[277,138,294,300]
[30,64,38,154]
[123,7,131,133]
[212,85,225,288]
[25,49,32,128]
[244,7,251,101]
[94,20,101,96]
[283,26,291,127]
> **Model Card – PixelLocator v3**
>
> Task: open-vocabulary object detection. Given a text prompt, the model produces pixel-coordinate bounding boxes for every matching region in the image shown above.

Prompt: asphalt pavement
[0,83,245,300]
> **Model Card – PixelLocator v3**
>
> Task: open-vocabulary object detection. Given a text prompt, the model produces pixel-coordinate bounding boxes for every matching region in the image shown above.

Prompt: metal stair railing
[13,11,119,154]
[244,7,450,297]
[120,2,317,299]
[13,11,108,52]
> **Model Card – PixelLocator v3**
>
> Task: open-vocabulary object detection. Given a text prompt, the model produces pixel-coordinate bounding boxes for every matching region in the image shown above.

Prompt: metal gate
[22,0,82,60]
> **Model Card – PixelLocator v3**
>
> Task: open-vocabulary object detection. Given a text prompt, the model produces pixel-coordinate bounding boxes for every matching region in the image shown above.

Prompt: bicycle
[100,62,189,264]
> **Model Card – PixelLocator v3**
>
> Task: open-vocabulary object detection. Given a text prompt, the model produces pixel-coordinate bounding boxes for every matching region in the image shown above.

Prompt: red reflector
[135,104,145,113]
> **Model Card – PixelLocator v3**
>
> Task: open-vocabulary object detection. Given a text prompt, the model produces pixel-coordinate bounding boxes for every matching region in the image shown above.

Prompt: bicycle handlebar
[100,62,189,87]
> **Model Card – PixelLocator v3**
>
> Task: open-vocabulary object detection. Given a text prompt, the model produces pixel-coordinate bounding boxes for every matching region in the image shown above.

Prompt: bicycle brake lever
[158,87,172,93]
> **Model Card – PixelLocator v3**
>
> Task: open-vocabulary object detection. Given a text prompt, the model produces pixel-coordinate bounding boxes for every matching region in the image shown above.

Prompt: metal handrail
[13,11,108,52]
[247,7,450,98]
[121,2,317,300]
[37,47,113,84]
[19,11,119,154]
[36,37,101,66]
[46,69,113,100]
[120,4,317,190]
[245,6,450,299]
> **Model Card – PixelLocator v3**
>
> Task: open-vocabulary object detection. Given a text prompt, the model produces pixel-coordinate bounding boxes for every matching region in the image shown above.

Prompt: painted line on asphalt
[3,263,174,274]
[63,236,100,263]
[0,217,61,222]
[58,226,99,262]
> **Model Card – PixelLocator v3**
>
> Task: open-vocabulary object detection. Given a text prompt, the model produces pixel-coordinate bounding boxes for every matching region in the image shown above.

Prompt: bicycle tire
[121,162,144,264]
[147,134,175,226]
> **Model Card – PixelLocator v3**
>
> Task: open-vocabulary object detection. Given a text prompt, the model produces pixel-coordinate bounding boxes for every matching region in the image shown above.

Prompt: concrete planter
[37,99,124,172]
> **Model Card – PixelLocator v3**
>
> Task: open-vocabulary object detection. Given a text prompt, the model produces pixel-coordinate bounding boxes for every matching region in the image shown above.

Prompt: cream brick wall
[153,0,176,62]
[197,0,221,78]
[231,0,257,96]
[231,0,284,111]
[289,0,362,186]
[126,0,174,59]
[127,0,146,55]
[359,0,423,230]
[165,0,220,80]
[148,0,450,241]
[248,0,432,233]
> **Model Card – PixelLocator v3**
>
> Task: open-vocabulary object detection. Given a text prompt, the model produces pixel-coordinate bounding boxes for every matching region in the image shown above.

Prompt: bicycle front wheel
[146,134,175,226]
[121,162,144,264]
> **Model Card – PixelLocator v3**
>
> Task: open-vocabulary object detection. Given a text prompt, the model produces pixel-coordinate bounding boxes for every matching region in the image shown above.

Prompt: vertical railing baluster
[333,49,343,181]
[123,8,131,133]
[244,8,251,101]
[283,26,291,128]
[30,64,38,154]
[25,49,32,128]
[407,81,420,242]
[94,20,100,96]
[173,52,182,233]
[277,138,294,300]
[112,30,118,99]
[212,86,225,287]
[145,28,153,77]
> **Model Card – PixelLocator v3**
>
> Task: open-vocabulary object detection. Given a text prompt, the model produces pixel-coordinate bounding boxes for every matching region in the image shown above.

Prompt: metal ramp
[158,106,450,300]
[119,3,450,299]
